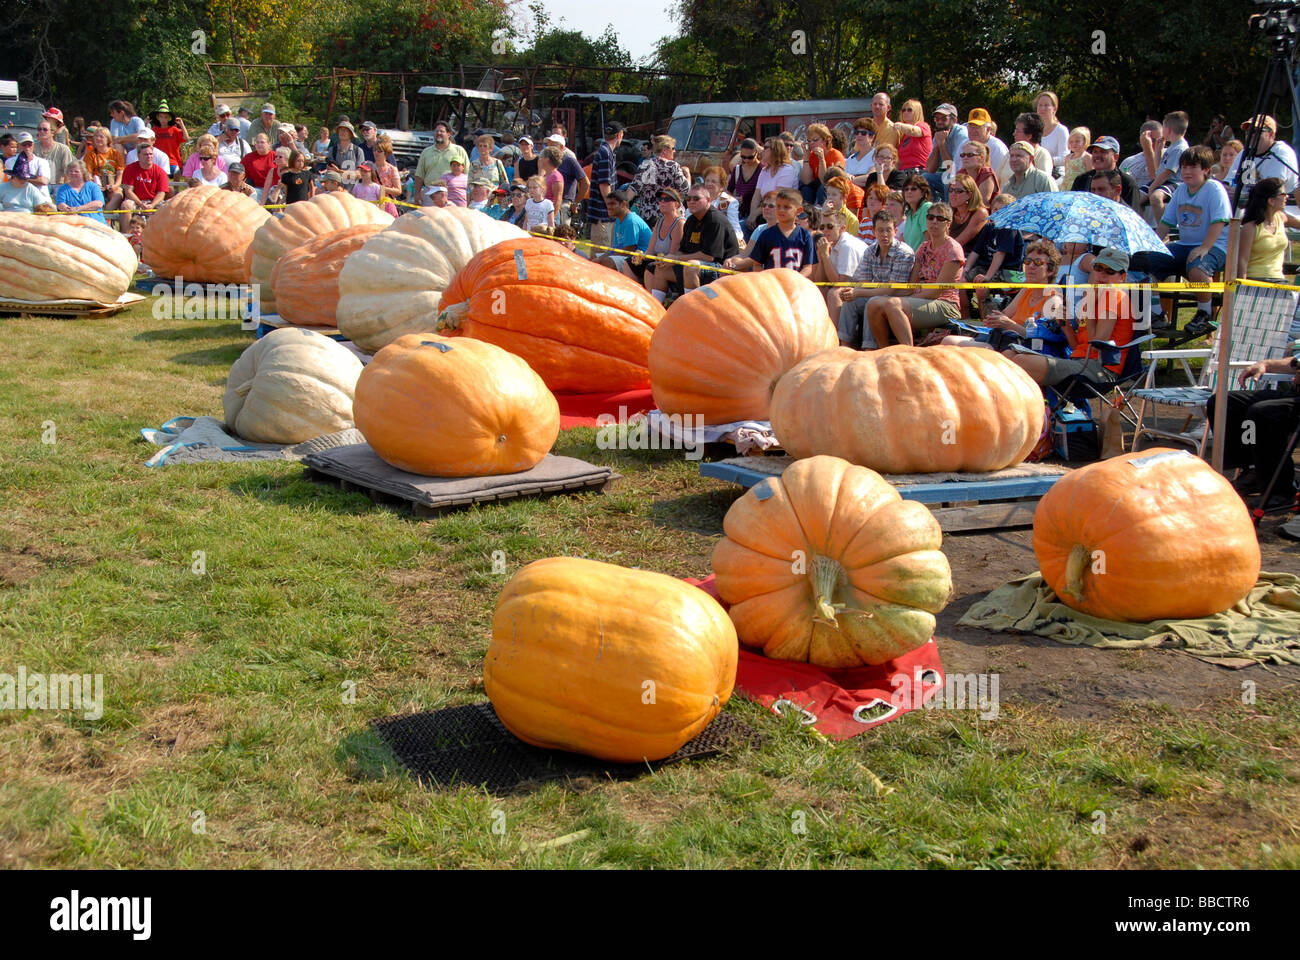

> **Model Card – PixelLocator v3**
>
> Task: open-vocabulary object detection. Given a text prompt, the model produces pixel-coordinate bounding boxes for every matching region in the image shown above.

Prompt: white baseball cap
[546,134,565,147]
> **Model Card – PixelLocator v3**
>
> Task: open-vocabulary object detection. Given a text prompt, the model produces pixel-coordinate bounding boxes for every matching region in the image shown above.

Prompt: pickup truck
[0,80,47,141]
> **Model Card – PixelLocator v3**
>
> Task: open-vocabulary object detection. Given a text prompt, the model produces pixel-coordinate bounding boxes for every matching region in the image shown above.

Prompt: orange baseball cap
[967,108,993,126]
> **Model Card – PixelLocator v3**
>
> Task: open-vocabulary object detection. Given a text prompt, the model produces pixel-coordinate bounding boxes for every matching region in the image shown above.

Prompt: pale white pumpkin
[223,327,364,443]
[335,206,527,353]
[0,212,137,302]
[248,192,392,314]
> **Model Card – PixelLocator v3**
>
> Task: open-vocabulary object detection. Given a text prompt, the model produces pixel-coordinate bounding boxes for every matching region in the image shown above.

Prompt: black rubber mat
[371,702,761,794]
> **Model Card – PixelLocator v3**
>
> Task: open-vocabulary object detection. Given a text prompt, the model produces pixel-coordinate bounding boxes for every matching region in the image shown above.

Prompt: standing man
[925,103,967,201]
[1069,136,1139,208]
[587,121,624,251]
[1224,114,1299,203]
[247,104,281,144]
[358,121,380,163]
[34,116,75,185]
[413,121,469,205]
[208,104,250,140]
[870,91,898,151]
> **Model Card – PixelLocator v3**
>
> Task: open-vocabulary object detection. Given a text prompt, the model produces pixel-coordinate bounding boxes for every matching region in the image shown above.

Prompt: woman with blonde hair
[893,100,932,173]
[957,139,999,204]
[1058,126,1092,190]
[1211,139,1244,183]
[181,134,227,180]
[1036,90,1069,173]
[946,173,988,253]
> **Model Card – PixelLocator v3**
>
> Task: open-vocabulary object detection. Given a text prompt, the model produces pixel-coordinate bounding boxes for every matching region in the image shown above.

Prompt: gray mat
[714,454,1071,485]
[303,443,615,509]
[142,416,365,467]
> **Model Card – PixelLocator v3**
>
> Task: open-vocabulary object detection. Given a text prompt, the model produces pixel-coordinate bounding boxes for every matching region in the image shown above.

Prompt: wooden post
[1212,211,1243,472]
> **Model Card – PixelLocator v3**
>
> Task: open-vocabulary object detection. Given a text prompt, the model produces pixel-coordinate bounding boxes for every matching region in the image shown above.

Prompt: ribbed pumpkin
[770,345,1044,474]
[222,327,363,443]
[712,455,952,668]
[647,268,836,424]
[336,207,528,353]
[485,557,738,762]
[435,237,664,392]
[1033,448,1261,622]
[270,224,386,328]
[140,186,271,282]
[248,192,392,314]
[353,333,559,477]
[0,212,137,303]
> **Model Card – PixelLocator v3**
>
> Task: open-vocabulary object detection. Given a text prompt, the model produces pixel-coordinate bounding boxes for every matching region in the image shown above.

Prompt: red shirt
[121,161,170,203]
[241,148,280,190]
[152,125,186,167]
[898,121,933,169]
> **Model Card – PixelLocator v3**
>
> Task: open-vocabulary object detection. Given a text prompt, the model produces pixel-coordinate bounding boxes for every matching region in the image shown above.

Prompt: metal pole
[1212,211,1243,472]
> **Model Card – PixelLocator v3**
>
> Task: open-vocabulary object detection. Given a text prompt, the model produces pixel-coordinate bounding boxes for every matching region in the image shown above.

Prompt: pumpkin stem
[233,379,254,398]
[810,554,846,625]
[1063,544,1090,602]
[435,301,469,331]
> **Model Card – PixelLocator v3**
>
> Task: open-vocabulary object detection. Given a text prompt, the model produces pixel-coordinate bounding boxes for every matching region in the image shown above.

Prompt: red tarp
[687,574,945,740]
[555,388,654,429]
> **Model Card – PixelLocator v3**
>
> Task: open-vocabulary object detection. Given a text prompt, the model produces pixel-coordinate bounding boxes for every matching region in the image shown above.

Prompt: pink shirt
[441,172,468,207]
[544,168,565,206]
[914,236,965,306]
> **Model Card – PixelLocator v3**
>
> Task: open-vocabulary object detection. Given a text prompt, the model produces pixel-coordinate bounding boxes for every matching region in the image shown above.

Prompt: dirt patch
[936,527,1300,718]
[0,545,45,588]
[136,701,219,757]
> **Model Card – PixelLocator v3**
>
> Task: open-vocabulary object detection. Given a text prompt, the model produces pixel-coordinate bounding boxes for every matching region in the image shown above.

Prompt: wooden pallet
[0,292,146,318]
[700,457,1071,533]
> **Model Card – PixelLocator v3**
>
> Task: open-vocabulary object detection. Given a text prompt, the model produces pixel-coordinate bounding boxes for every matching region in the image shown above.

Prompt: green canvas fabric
[958,571,1300,666]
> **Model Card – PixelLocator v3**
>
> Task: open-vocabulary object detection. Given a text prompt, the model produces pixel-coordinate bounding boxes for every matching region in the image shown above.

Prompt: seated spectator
[1209,357,1300,505]
[222,162,257,198]
[241,134,280,202]
[1210,139,1244,183]
[1156,145,1230,326]
[812,207,867,315]
[483,185,509,219]
[947,174,989,253]
[1237,177,1300,286]
[442,158,469,207]
[1036,91,1070,173]
[700,165,743,242]
[723,187,815,276]
[125,129,169,169]
[745,137,800,232]
[67,115,85,155]
[1004,246,1135,385]
[34,117,75,185]
[524,175,555,230]
[247,104,282,145]
[900,174,933,249]
[726,139,763,232]
[996,111,1053,183]
[742,190,780,257]
[893,100,932,173]
[1087,169,1123,203]
[925,102,966,201]
[108,99,147,152]
[884,190,908,240]
[957,139,999,205]
[845,119,875,188]
[943,239,1062,346]
[1139,110,1190,222]
[83,127,125,200]
[633,189,686,297]
[863,143,906,190]
[864,201,965,345]
[275,124,308,162]
[280,150,314,204]
[1203,114,1235,153]
[858,183,888,243]
[835,210,914,347]
[962,193,1025,309]
[648,183,738,294]
[43,107,70,149]
[1069,136,1138,207]
[149,102,187,175]
[966,108,1008,177]
[821,173,860,234]
[498,181,528,228]
[217,119,250,167]
[0,156,48,212]
[821,165,863,217]
[1,133,17,180]
[208,103,250,140]
[466,178,492,211]
[1058,127,1091,190]
[188,150,227,188]
[1119,120,1162,193]
[800,123,845,203]
[183,134,227,181]
[328,121,365,181]
[116,142,170,232]
[7,133,52,200]
[54,161,107,223]
[1003,141,1056,198]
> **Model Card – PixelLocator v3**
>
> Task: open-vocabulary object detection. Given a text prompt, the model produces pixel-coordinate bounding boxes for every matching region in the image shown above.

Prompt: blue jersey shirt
[752,224,817,271]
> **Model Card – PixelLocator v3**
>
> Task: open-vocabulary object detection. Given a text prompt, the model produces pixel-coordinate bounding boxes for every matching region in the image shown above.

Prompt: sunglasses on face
[948,186,967,194]
[1025,257,1050,267]
[762,202,776,209]
[1092,263,1122,275]
[740,153,756,160]
[959,152,978,158]
[926,214,950,222]
[854,130,871,136]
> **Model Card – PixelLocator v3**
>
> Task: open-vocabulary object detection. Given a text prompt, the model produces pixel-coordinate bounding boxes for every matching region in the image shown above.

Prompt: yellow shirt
[1247,211,1288,280]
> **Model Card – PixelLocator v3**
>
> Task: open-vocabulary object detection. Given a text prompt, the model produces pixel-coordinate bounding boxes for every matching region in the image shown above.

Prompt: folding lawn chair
[1051,333,1157,438]
[1130,282,1300,454]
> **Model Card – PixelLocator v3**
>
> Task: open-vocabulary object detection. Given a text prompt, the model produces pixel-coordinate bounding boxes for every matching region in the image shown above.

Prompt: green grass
[0,303,1297,868]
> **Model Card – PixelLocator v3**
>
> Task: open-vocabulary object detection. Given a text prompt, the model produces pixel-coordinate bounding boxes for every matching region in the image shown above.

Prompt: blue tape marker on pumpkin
[702,286,718,299]
[514,248,528,281]
[421,340,454,352]
[754,480,775,501]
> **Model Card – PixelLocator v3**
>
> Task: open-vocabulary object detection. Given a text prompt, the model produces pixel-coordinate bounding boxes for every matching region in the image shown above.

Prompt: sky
[531,0,680,64]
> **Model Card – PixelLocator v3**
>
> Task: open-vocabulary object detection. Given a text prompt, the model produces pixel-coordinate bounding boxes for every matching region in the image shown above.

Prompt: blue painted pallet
[700,461,1063,504]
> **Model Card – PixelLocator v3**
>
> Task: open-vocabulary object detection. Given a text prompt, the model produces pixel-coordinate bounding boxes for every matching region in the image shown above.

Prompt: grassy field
[1,301,1297,869]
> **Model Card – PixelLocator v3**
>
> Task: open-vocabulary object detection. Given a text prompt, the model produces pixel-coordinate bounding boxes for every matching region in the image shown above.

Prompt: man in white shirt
[1225,114,1300,202]
[125,129,170,168]
[207,103,251,140]
[217,119,250,167]
[5,133,53,202]
[966,109,1007,174]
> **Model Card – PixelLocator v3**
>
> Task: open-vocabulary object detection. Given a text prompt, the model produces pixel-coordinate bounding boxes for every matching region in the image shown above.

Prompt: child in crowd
[1059,127,1091,190]
[441,159,468,207]
[821,175,860,235]
[722,187,817,276]
[884,190,907,241]
[351,163,383,205]
[524,175,555,230]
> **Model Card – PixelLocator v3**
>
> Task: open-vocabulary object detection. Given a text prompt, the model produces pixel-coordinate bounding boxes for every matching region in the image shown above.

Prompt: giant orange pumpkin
[1033,448,1261,622]
[352,333,559,477]
[140,186,271,283]
[436,237,664,392]
[647,268,837,424]
[712,455,952,667]
[484,557,738,762]
[270,223,386,328]
[770,345,1044,473]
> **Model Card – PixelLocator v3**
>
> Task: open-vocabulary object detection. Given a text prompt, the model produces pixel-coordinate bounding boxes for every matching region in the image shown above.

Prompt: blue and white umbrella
[989,191,1167,256]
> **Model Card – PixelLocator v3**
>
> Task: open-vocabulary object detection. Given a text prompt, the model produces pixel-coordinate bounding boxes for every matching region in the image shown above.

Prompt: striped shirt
[851,239,916,285]
[587,140,616,223]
